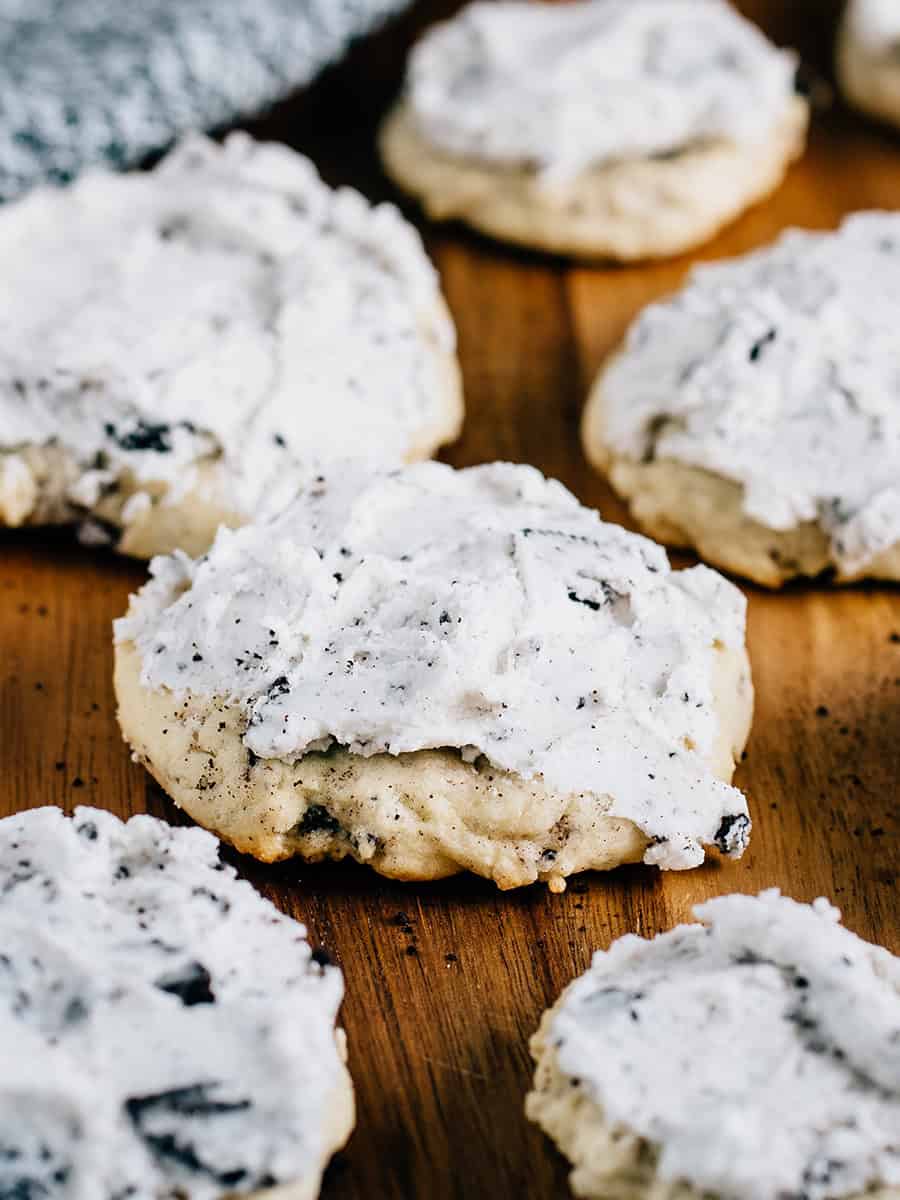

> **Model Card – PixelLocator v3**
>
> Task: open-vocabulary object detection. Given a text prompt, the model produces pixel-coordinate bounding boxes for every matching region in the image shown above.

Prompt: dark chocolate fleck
[297,805,342,836]
[714,813,751,855]
[748,326,777,362]
[154,961,216,1007]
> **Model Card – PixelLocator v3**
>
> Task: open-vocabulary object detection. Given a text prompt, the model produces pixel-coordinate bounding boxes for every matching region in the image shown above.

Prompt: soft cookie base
[378,100,809,262]
[527,1011,693,1200]
[582,376,900,588]
[114,638,753,891]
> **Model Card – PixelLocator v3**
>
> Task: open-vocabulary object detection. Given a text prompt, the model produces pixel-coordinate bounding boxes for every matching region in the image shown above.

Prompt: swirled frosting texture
[0,132,454,528]
[0,805,348,1199]
[405,0,797,180]
[601,213,900,574]
[546,890,900,1200]
[116,461,751,870]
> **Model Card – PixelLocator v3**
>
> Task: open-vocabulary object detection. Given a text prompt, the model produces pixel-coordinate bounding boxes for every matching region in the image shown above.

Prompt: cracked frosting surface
[542,890,900,1200]
[404,0,797,182]
[599,213,900,575]
[0,131,455,540]
[116,461,751,871]
[0,806,350,1200]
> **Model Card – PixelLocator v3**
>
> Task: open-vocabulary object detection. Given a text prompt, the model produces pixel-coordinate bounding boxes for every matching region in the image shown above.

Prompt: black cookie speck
[154,960,216,1007]
[714,813,751,856]
[297,806,343,836]
[125,1084,252,1186]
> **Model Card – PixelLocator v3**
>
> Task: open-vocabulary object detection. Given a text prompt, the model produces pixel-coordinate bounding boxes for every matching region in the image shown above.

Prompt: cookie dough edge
[378,99,809,262]
[244,1056,355,1200]
[526,1004,692,1200]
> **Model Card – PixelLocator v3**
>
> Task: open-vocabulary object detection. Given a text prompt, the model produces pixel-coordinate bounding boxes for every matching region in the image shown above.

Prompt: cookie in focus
[114,461,754,891]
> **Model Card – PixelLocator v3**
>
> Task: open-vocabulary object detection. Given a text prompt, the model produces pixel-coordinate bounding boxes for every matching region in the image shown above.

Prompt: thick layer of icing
[405,0,797,181]
[0,806,348,1199]
[116,461,751,870]
[548,890,900,1200]
[0,131,454,534]
[601,213,900,574]
[845,0,900,53]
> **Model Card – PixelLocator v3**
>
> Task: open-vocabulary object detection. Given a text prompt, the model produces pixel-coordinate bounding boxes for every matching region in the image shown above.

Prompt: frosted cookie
[527,890,900,1200]
[0,805,354,1200]
[0,132,462,558]
[583,213,900,586]
[838,1,900,131]
[379,0,808,261]
[114,461,753,892]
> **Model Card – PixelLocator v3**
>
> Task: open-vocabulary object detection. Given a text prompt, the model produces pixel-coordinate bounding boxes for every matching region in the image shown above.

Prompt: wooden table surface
[2,3,899,1197]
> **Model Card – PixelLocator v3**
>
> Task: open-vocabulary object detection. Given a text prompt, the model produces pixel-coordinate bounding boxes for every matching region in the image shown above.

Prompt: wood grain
[2,3,899,1197]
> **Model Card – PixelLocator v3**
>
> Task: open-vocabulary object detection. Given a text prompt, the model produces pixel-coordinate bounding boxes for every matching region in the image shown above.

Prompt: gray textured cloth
[0,0,411,201]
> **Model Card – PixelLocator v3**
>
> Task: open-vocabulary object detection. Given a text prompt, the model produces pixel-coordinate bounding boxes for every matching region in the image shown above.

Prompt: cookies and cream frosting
[0,132,454,533]
[542,890,900,1200]
[404,0,798,181]
[600,213,900,574]
[0,805,349,1200]
[116,461,752,871]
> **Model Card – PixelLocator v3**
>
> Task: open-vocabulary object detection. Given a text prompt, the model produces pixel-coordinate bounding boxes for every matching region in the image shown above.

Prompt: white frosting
[405,0,797,181]
[548,890,900,1200]
[846,0,900,54]
[116,461,751,871]
[601,212,900,574]
[0,131,454,529]
[0,806,347,1199]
